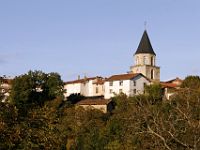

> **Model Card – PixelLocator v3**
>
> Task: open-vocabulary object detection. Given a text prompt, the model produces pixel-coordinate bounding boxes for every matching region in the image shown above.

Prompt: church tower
[130,30,160,81]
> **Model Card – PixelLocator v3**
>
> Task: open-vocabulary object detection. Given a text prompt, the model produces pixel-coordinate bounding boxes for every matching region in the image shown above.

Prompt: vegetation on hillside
[0,73,200,149]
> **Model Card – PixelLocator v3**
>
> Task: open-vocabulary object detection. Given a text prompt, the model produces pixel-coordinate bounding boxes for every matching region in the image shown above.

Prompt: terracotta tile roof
[76,98,111,105]
[65,78,88,84]
[64,76,102,84]
[165,77,183,84]
[106,73,142,81]
[93,79,105,85]
[160,82,178,88]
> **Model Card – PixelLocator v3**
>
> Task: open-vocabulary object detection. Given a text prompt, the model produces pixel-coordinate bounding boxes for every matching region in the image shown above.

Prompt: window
[133,89,137,94]
[109,89,113,94]
[109,81,113,86]
[133,81,136,86]
[151,69,154,79]
[119,80,123,86]
[119,89,123,93]
[143,56,145,64]
[136,56,139,65]
[143,56,148,65]
[151,56,154,66]
[96,87,99,93]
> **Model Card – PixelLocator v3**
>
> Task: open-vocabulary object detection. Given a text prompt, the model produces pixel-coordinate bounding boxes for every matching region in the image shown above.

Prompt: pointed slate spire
[135,30,156,55]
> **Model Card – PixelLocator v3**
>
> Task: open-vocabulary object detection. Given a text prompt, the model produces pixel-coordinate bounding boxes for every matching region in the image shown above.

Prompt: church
[130,30,160,81]
[64,30,160,99]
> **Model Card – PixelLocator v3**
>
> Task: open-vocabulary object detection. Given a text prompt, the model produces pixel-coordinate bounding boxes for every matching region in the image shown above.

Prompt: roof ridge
[64,76,103,84]
[106,73,141,81]
[109,73,139,76]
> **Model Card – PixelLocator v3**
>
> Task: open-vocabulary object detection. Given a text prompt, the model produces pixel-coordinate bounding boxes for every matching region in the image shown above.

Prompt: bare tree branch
[147,125,171,150]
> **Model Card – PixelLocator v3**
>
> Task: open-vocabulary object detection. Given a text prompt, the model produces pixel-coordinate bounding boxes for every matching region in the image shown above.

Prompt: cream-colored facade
[76,99,112,113]
[104,74,150,99]
[130,30,160,82]
[130,53,160,81]
[64,30,161,99]
[64,77,104,98]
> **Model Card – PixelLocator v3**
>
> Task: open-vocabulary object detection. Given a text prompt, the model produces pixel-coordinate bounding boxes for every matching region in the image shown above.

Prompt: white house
[104,73,150,99]
[64,30,161,100]
[64,76,104,98]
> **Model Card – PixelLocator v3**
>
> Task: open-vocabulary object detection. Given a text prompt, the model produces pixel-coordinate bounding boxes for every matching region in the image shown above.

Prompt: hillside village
[64,30,182,101]
[1,0,200,148]
[1,30,183,112]
[1,30,200,150]
[63,30,183,111]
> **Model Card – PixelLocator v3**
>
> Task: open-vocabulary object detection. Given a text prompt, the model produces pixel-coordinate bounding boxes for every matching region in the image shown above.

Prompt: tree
[10,70,64,115]
[145,83,163,103]
[45,72,64,99]
[10,72,34,113]
[181,75,200,90]
[14,98,69,149]
[72,108,106,150]
[0,102,19,149]
[4,71,200,149]
[67,93,85,104]
[0,77,4,101]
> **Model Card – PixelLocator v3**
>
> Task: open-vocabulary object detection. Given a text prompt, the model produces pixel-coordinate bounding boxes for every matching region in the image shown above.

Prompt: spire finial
[144,21,147,30]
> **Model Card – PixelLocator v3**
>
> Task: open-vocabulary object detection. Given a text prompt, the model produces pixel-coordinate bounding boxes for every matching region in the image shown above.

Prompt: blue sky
[0,0,200,81]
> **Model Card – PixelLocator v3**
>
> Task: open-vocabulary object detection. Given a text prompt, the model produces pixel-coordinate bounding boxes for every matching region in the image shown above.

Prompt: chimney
[78,75,80,80]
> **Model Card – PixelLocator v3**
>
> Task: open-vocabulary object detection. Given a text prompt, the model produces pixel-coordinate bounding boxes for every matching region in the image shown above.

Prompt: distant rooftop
[106,73,148,81]
[64,76,103,84]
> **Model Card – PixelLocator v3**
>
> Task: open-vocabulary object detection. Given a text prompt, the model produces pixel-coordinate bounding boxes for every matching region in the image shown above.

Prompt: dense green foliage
[181,75,200,89]
[67,93,85,104]
[145,83,163,102]
[10,70,64,115]
[0,73,200,149]
[0,77,4,100]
